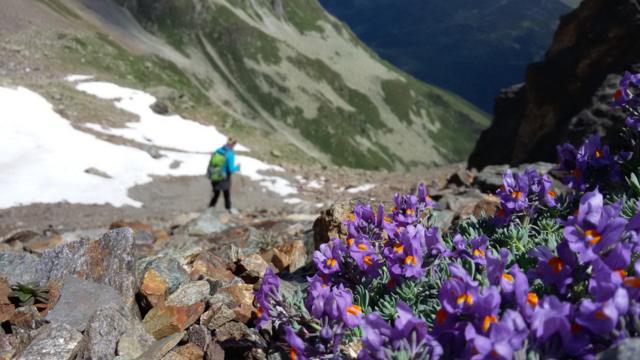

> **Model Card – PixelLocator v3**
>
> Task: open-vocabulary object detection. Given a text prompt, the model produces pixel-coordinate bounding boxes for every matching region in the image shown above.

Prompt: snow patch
[307,179,324,189]
[284,198,303,204]
[345,184,376,193]
[64,75,94,82]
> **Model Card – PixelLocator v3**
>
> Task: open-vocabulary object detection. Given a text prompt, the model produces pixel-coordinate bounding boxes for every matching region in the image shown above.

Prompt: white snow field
[0,78,297,208]
[346,183,376,193]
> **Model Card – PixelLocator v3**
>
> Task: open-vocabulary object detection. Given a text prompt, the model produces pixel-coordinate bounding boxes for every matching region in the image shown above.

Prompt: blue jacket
[216,146,240,176]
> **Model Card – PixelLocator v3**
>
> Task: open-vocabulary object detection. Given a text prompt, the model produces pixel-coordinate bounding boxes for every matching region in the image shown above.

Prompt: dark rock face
[469,0,640,169]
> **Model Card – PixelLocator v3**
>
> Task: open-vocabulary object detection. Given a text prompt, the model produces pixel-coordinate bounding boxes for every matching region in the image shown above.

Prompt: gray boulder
[16,323,83,360]
[0,251,41,284]
[598,338,640,360]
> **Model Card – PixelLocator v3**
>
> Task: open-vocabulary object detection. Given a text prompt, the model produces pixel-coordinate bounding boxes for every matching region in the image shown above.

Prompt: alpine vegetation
[254,72,640,358]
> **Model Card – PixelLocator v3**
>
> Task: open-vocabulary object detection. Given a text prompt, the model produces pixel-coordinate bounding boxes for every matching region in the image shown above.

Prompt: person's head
[226,137,238,149]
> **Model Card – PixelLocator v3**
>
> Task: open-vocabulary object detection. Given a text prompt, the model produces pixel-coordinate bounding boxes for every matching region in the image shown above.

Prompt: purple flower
[385,226,425,279]
[588,243,632,301]
[304,274,331,318]
[529,241,577,294]
[446,234,488,265]
[530,295,571,344]
[563,189,627,263]
[440,264,479,314]
[359,312,392,360]
[349,238,382,277]
[612,71,640,108]
[324,285,363,328]
[464,310,527,360]
[575,288,628,335]
[284,326,307,360]
[254,267,281,328]
[487,249,529,305]
[497,170,529,212]
[313,238,345,275]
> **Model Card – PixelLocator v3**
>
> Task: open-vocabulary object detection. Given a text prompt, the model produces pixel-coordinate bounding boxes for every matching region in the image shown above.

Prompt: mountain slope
[319,0,575,112]
[19,0,488,170]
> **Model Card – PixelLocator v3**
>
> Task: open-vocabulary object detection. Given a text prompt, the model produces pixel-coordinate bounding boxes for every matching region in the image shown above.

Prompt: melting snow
[306,179,323,189]
[284,198,303,204]
[345,184,376,193]
[0,78,297,208]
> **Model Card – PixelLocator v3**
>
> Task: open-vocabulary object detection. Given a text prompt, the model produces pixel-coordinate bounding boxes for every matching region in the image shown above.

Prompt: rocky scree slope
[468,0,640,169]
[73,0,488,170]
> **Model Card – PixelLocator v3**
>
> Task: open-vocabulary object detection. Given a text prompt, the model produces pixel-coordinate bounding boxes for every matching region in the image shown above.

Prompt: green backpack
[207,151,227,182]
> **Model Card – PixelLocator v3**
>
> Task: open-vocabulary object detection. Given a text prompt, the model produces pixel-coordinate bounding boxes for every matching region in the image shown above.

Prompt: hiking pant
[210,177,231,209]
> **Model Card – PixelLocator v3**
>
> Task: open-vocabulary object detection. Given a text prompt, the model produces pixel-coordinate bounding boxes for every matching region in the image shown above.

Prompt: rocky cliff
[468,0,640,169]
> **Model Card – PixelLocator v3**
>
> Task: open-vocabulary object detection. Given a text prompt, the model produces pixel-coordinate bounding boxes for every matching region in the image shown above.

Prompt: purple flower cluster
[612,71,640,130]
[360,302,442,359]
[493,168,558,226]
[555,134,626,192]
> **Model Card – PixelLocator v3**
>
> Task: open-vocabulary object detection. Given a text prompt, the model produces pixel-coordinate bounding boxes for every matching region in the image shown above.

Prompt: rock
[0,333,18,359]
[232,303,253,324]
[167,281,210,306]
[473,195,501,218]
[143,302,205,339]
[150,101,170,115]
[75,303,131,359]
[201,305,235,331]
[238,254,269,282]
[218,284,254,310]
[188,325,211,352]
[275,240,306,272]
[312,202,354,249]
[446,170,474,188]
[117,322,155,359]
[0,229,40,245]
[35,228,137,313]
[141,269,170,307]
[45,276,126,331]
[270,149,282,158]
[0,251,41,284]
[269,247,290,272]
[162,343,204,360]
[0,278,15,322]
[16,323,83,360]
[472,164,509,192]
[170,160,182,169]
[205,342,225,360]
[138,257,190,306]
[142,145,165,159]
[110,221,156,245]
[10,305,42,330]
[430,210,456,231]
[214,321,266,349]
[134,331,185,360]
[181,209,230,237]
[469,0,640,168]
[189,258,235,284]
[598,337,640,360]
[84,167,112,178]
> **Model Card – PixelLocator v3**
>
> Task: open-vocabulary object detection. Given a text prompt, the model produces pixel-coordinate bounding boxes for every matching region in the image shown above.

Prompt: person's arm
[227,151,240,174]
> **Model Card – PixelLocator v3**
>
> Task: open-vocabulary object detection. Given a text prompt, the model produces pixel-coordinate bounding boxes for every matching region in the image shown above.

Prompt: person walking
[207,138,240,212]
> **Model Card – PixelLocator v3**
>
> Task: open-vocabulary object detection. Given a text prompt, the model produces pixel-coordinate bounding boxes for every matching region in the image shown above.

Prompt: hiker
[207,138,240,212]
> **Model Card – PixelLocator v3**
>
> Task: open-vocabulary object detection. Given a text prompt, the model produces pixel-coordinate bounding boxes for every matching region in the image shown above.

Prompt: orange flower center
[595,149,603,158]
[547,256,563,273]
[496,208,505,217]
[256,306,263,317]
[357,243,368,251]
[527,292,539,308]
[571,169,582,178]
[548,190,557,198]
[511,191,523,200]
[391,206,398,212]
[325,258,337,268]
[348,213,356,222]
[473,248,485,258]
[363,255,373,266]
[501,273,514,282]
[585,229,602,246]
[393,244,404,254]
[404,255,417,266]
[406,208,415,215]
[482,315,498,332]
[436,308,447,325]
[346,237,354,246]
[290,349,298,360]
[615,269,628,279]
[384,216,392,223]
[346,304,362,316]
[456,293,474,305]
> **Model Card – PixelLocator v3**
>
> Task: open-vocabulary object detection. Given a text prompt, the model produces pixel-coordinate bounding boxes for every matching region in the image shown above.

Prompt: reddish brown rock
[473,195,501,218]
[0,279,15,323]
[269,247,290,272]
[238,254,269,281]
[141,269,169,307]
[232,303,253,324]
[275,240,306,272]
[163,343,205,360]
[143,302,205,339]
[218,284,254,310]
[189,259,234,283]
